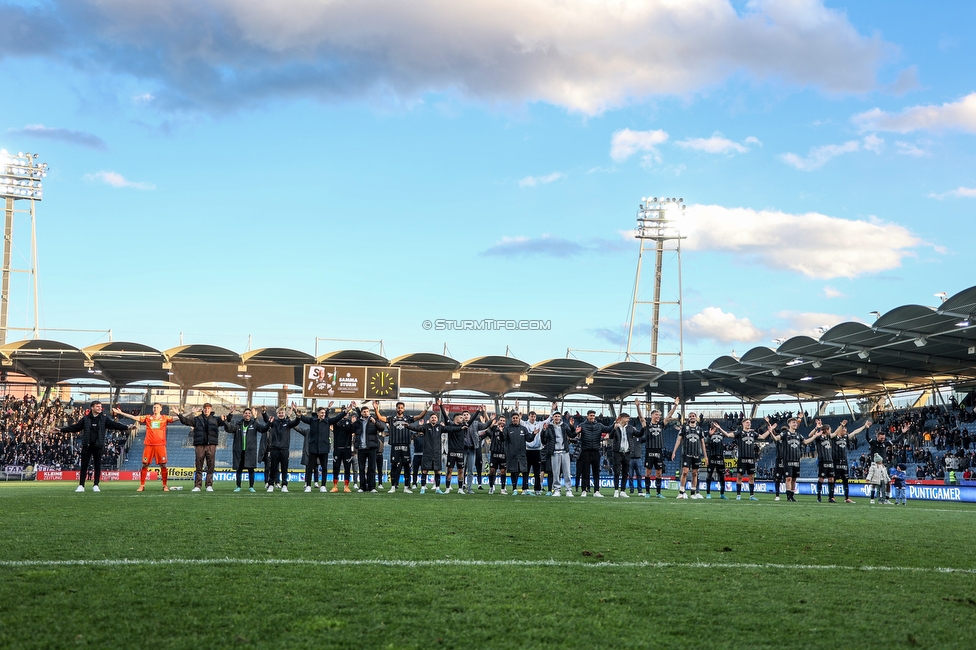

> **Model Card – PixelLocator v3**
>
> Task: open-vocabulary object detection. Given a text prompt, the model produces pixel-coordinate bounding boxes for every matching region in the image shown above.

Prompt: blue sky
[0,0,973,372]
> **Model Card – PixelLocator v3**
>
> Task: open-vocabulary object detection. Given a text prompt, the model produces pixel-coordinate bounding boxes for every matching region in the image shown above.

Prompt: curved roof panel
[316,350,389,366]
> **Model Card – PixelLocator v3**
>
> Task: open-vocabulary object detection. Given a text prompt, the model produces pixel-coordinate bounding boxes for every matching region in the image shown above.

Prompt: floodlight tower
[625,197,686,372]
[0,149,47,345]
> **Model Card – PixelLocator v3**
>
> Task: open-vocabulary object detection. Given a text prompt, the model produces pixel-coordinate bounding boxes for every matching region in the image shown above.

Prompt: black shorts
[818,463,835,478]
[644,453,664,471]
[681,456,701,470]
[834,465,848,479]
[737,459,756,476]
[785,462,800,479]
[333,448,352,463]
[446,451,464,468]
[708,459,726,471]
[421,456,440,472]
[774,462,785,480]
[490,453,506,470]
[508,458,528,474]
[391,446,411,465]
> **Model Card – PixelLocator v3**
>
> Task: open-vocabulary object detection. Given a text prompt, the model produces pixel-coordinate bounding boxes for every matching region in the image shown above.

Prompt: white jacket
[865,463,890,485]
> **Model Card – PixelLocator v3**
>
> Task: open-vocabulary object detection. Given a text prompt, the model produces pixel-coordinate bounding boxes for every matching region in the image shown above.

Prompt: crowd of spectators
[0,396,133,471]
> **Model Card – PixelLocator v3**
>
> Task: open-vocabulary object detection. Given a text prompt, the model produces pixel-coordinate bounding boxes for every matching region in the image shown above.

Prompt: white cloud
[610,129,669,163]
[84,171,156,190]
[679,204,921,279]
[780,140,859,171]
[862,133,884,153]
[895,141,928,157]
[928,187,976,200]
[685,307,765,344]
[744,136,763,147]
[852,92,976,133]
[675,133,756,154]
[518,172,564,188]
[772,310,863,340]
[133,93,155,104]
[1,0,891,113]
[822,286,845,299]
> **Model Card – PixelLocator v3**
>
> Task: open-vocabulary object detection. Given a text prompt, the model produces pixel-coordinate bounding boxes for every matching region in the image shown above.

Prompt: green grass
[1,482,975,649]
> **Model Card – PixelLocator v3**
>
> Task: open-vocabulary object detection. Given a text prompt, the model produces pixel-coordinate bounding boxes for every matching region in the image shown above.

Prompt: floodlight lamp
[700,381,709,387]
[955,319,970,327]
[812,361,822,369]
[914,338,927,347]
[857,350,870,359]
[771,369,781,377]
[800,376,813,381]
[739,376,747,383]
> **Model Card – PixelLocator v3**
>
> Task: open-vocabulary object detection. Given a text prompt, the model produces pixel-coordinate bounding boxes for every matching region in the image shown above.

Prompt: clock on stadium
[366,369,399,399]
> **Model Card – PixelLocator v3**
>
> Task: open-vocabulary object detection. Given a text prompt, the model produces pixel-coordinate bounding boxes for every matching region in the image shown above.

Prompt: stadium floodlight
[955,319,970,327]
[738,376,747,383]
[857,350,870,359]
[771,369,781,376]
[812,360,823,368]
[869,311,881,319]
[0,151,46,201]
[914,337,928,347]
[1,150,46,346]
[934,292,948,303]
[627,193,688,394]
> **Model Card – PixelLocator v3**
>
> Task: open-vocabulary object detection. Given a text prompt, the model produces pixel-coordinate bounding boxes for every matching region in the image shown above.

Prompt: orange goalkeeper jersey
[140,415,174,446]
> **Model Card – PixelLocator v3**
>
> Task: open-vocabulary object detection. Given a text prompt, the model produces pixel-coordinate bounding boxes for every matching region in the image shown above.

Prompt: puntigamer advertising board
[302,364,401,400]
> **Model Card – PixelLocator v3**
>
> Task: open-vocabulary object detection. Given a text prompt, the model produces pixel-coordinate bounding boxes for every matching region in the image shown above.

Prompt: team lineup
[56,398,888,502]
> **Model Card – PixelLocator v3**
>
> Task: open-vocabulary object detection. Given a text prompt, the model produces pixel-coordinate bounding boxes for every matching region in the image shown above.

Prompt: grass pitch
[1,482,975,649]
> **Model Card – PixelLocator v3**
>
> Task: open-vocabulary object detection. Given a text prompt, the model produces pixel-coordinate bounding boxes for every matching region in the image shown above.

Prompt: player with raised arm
[768,417,804,502]
[635,397,678,498]
[713,417,770,501]
[830,418,872,503]
[671,411,706,499]
[375,399,430,493]
[805,419,837,503]
[703,421,728,499]
[484,413,507,494]
[330,403,354,492]
[112,403,180,492]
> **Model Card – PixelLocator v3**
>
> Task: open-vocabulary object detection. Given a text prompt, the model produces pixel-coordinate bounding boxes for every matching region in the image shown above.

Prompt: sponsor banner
[4,465,25,474]
[441,403,484,414]
[303,364,400,400]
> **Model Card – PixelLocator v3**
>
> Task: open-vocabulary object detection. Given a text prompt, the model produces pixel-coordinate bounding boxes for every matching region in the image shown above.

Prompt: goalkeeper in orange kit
[113,403,178,491]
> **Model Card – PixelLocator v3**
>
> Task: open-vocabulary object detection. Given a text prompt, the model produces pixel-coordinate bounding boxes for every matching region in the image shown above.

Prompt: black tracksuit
[59,411,130,487]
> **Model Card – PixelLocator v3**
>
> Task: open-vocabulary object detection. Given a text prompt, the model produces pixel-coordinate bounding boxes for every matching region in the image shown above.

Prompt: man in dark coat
[260,406,302,492]
[57,400,130,492]
[224,407,268,492]
[176,402,233,492]
[297,402,345,493]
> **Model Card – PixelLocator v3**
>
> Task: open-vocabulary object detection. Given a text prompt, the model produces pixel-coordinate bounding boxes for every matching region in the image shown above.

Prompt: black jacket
[542,422,577,456]
[610,424,642,458]
[577,419,612,451]
[178,411,229,446]
[500,423,537,463]
[261,412,302,451]
[347,413,386,450]
[299,411,345,456]
[224,416,268,470]
[60,412,129,448]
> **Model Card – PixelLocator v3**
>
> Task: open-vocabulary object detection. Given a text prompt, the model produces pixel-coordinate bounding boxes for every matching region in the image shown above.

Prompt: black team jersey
[643,422,665,455]
[735,428,759,461]
[815,434,834,465]
[680,424,704,458]
[831,435,851,468]
[705,431,726,462]
[784,431,803,464]
[387,414,413,447]
[447,425,467,454]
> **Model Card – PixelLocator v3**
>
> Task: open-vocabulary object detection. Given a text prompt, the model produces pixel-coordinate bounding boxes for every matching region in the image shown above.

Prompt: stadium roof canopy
[5,284,976,404]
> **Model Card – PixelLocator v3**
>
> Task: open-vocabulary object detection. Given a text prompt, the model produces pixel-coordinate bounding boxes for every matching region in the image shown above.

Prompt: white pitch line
[0,558,974,575]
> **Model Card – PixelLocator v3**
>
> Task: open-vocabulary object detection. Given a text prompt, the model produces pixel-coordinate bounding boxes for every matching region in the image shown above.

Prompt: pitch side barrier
[31,471,976,503]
